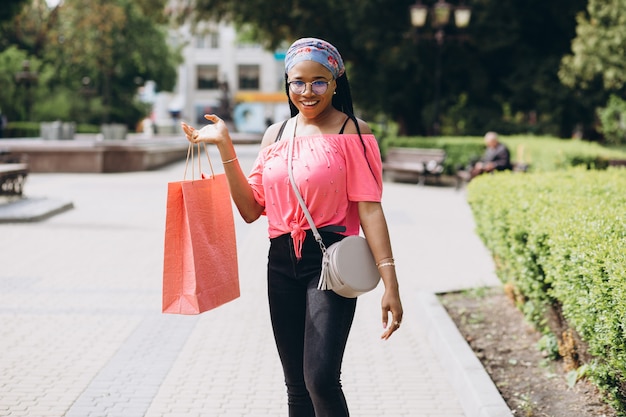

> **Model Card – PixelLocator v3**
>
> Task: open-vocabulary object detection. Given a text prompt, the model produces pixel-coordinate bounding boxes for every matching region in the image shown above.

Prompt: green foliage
[566,368,582,389]
[46,0,180,125]
[597,95,626,145]
[559,0,626,91]
[381,134,626,174]
[31,86,73,122]
[0,0,28,26]
[0,0,180,128]
[3,121,39,138]
[76,124,100,134]
[467,168,626,412]
[500,136,626,171]
[187,0,591,137]
[537,334,560,361]
[0,46,38,122]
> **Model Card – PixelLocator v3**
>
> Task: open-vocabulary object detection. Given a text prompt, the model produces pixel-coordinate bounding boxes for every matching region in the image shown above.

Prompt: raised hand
[181,114,231,146]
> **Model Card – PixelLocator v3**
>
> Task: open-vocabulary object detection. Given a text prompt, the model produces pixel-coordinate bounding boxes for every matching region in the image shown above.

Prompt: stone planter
[101,124,127,140]
[40,121,76,140]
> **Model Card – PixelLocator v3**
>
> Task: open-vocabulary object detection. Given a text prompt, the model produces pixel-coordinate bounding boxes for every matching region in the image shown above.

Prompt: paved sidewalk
[0,143,510,417]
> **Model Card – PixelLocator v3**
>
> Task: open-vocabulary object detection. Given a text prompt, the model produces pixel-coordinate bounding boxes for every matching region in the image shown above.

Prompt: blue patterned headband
[284,38,345,79]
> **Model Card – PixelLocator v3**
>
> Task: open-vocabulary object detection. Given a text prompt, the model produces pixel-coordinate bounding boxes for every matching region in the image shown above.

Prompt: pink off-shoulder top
[248,133,383,258]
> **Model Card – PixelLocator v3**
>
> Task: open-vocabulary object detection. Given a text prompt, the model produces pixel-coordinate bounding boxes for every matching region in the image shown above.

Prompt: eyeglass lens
[289,81,329,95]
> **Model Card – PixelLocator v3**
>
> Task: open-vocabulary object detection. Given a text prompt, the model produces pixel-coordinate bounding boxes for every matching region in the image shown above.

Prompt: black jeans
[268,230,357,417]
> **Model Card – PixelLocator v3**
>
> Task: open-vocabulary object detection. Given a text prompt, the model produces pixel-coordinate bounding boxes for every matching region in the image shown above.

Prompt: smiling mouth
[301,100,318,106]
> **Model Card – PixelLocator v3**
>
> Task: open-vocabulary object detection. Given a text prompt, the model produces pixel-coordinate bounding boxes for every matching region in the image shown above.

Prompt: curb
[0,197,74,223]
[415,291,514,417]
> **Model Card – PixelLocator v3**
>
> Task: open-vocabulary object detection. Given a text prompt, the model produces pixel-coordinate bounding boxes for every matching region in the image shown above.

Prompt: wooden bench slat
[0,163,29,174]
[383,147,446,185]
[383,161,427,171]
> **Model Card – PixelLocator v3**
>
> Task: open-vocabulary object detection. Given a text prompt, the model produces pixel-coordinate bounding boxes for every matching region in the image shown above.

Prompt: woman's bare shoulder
[342,117,372,135]
[260,120,290,148]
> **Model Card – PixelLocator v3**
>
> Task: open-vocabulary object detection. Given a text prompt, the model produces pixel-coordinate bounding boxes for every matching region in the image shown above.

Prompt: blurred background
[0,0,624,144]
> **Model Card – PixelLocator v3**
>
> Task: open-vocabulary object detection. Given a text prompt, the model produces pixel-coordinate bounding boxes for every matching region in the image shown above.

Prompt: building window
[197,65,219,90]
[195,31,219,49]
[238,65,260,90]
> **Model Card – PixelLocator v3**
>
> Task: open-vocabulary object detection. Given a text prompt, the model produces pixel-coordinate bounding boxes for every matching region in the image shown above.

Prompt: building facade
[155,22,290,134]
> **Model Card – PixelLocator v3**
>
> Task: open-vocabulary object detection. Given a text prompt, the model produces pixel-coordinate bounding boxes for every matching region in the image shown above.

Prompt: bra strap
[338,117,351,134]
[279,115,350,139]
[274,119,289,142]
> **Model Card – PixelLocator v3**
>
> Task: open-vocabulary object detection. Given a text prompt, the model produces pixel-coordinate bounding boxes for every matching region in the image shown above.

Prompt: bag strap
[183,142,215,181]
[287,117,327,254]
[287,118,336,290]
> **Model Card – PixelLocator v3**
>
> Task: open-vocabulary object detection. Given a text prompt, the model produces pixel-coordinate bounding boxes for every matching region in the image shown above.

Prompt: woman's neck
[295,108,345,135]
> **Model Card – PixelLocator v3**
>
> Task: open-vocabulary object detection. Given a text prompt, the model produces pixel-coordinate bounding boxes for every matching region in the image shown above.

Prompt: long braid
[285,74,299,117]
[334,74,378,183]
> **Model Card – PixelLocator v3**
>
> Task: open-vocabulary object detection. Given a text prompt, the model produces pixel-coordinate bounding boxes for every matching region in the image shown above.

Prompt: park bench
[0,151,29,196]
[382,147,446,185]
[455,162,530,189]
[0,163,29,196]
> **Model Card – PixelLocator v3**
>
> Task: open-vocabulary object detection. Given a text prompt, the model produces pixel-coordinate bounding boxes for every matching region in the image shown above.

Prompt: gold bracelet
[222,157,238,164]
[377,261,395,269]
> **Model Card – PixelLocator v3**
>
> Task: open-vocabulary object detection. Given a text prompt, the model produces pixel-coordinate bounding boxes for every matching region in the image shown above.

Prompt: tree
[0,46,43,122]
[465,0,595,137]
[47,0,180,124]
[0,0,60,56]
[0,0,180,126]
[0,0,29,29]
[559,0,626,143]
[559,0,626,92]
[183,0,591,137]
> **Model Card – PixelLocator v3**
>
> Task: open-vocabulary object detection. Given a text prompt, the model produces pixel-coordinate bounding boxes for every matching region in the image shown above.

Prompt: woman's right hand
[181,114,231,146]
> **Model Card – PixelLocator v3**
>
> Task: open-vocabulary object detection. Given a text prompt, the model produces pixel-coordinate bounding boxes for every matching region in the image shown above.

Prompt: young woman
[182,37,403,417]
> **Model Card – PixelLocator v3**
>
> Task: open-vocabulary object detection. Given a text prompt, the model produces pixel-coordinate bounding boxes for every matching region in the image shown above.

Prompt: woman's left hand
[380,288,403,340]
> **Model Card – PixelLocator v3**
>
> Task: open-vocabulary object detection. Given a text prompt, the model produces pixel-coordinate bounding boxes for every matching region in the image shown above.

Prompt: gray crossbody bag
[286,120,380,298]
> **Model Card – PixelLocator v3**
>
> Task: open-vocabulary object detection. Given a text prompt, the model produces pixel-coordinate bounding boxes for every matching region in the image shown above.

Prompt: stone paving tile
[0,143,501,416]
[65,315,198,417]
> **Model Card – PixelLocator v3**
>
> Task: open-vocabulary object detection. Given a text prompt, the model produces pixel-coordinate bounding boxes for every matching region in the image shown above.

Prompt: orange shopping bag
[162,143,240,314]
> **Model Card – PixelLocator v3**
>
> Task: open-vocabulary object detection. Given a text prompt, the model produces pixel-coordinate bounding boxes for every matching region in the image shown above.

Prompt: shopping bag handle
[183,142,215,180]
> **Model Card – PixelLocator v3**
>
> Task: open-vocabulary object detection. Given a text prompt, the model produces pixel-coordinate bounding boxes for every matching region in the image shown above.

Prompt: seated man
[470,131,512,179]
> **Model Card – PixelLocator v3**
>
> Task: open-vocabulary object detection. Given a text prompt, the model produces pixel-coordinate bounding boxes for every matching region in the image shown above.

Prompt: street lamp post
[14,60,39,122]
[80,76,97,124]
[410,0,471,136]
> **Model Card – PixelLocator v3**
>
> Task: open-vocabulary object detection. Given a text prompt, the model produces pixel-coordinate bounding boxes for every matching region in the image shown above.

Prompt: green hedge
[466,168,626,412]
[381,135,626,175]
[1,122,103,138]
[2,121,40,138]
[500,136,626,171]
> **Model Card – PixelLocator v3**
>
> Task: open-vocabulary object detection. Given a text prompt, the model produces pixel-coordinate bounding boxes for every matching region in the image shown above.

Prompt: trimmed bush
[3,121,40,138]
[467,168,626,412]
[1,122,100,138]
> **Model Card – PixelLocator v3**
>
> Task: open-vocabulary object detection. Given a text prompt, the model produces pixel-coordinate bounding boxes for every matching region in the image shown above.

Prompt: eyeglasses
[287,80,332,95]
